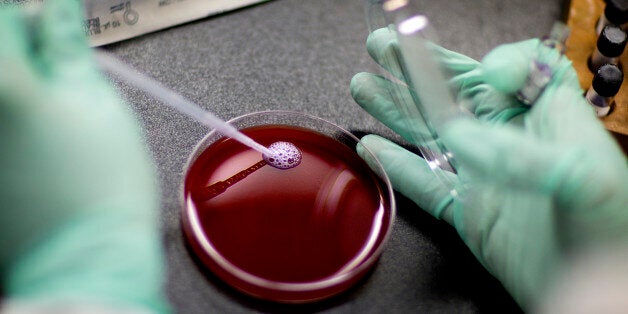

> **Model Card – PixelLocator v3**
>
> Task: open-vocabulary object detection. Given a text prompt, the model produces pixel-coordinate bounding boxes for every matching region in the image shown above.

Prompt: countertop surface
[105,0,564,312]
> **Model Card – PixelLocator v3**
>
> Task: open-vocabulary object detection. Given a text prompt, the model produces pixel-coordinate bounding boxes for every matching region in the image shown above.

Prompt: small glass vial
[589,25,627,71]
[585,63,624,117]
[596,0,628,35]
[516,60,552,106]
[541,21,570,54]
[516,22,570,105]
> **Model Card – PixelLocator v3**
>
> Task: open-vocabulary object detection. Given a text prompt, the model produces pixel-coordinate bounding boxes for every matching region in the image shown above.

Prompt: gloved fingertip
[481,46,530,94]
[349,72,385,108]
[366,27,396,57]
[357,134,398,181]
[357,134,386,159]
[358,134,401,162]
[350,72,373,95]
[481,39,541,93]
[366,27,402,69]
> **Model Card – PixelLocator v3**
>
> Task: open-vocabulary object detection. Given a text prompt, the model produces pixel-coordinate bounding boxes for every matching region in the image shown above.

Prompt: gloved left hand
[0,1,168,312]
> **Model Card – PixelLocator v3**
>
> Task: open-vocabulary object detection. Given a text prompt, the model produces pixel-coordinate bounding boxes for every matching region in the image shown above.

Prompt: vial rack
[564,0,628,153]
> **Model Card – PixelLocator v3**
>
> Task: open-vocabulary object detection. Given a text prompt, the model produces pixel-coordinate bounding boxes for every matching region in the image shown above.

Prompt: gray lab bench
[105,0,564,312]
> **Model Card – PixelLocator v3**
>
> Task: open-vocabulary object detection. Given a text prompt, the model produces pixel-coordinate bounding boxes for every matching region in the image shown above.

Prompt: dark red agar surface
[182,125,392,302]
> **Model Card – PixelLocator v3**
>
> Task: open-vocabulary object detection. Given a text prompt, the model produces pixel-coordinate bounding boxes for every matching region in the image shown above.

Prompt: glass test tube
[596,0,628,35]
[542,21,570,54]
[585,63,624,117]
[589,24,627,71]
[377,0,462,192]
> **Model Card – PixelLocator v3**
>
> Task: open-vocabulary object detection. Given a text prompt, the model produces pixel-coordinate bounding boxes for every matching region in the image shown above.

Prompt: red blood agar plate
[181,111,395,303]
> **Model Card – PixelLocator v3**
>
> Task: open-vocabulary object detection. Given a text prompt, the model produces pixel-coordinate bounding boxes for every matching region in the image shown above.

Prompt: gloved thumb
[481,39,581,94]
[481,39,539,94]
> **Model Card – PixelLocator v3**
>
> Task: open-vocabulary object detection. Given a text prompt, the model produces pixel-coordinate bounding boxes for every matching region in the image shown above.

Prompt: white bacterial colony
[263,141,302,169]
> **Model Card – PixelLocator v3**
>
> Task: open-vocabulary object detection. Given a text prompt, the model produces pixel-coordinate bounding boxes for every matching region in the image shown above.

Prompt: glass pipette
[94,50,274,157]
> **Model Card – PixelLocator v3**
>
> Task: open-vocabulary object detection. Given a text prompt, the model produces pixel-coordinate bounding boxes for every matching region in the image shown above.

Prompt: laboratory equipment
[542,22,571,54]
[364,0,466,197]
[589,24,627,71]
[82,0,270,46]
[595,0,628,35]
[1,0,269,46]
[586,63,624,116]
[563,0,628,154]
[482,22,569,106]
[97,51,395,302]
[182,111,395,303]
[515,22,570,105]
[96,51,303,169]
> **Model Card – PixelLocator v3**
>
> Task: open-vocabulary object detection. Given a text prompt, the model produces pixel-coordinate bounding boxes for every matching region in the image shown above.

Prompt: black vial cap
[597,25,628,57]
[593,64,624,97]
[605,0,628,25]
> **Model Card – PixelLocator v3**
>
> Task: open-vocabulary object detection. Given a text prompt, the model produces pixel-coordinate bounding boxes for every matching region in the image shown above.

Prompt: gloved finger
[480,39,538,94]
[351,72,434,144]
[367,27,479,83]
[38,0,93,78]
[364,28,529,124]
[458,39,581,124]
[0,9,38,105]
[357,134,457,224]
[481,39,580,95]
[351,69,525,131]
[366,28,404,81]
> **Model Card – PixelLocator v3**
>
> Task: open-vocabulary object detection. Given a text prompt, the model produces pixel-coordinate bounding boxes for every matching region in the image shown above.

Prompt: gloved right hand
[0,1,168,313]
[351,28,628,310]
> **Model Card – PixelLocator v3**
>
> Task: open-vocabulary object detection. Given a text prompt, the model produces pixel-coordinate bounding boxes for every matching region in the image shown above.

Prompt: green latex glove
[0,1,168,312]
[351,28,628,310]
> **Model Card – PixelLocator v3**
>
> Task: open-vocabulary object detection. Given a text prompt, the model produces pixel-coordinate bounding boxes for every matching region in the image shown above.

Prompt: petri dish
[181,110,396,303]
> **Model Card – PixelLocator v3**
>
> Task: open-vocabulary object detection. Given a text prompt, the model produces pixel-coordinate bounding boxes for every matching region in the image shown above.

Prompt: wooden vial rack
[564,0,628,153]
